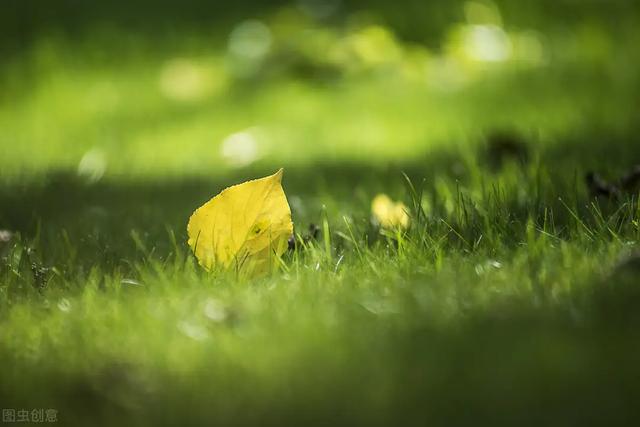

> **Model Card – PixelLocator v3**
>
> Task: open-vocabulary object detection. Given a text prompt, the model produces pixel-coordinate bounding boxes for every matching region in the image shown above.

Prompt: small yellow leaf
[187,169,293,278]
[371,194,410,230]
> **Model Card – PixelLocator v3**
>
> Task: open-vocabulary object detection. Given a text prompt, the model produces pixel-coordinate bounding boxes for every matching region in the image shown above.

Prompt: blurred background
[1,0,639,178]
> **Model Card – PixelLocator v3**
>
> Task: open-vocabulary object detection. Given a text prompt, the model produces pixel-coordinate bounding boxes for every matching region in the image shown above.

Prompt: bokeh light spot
[220,128,265,167]
[77,148,107,183]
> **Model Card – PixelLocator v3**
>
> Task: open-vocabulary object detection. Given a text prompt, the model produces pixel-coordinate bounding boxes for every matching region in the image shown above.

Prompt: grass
[2,19,640,426]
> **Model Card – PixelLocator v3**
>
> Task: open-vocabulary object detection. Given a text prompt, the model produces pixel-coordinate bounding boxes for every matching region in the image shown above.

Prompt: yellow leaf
[371,194,410,230]
[187,169,293,278]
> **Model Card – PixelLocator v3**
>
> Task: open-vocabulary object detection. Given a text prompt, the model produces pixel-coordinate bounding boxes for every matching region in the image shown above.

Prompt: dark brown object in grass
[288,223,321,251]
[620,165,640,194]
[485,131,529,170]
[585,172,619,199]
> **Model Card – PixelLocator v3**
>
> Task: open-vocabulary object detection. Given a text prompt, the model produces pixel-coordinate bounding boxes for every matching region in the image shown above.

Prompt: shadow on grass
[0,130,639,268]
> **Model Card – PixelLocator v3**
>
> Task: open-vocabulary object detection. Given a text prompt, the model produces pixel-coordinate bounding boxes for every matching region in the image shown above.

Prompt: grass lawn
[1,22,640,426]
